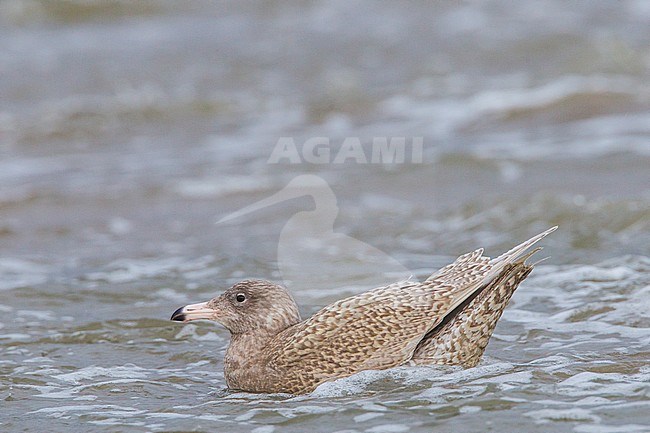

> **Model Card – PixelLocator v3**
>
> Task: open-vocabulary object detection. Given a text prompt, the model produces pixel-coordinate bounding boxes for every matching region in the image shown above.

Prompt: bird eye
[235,293,246,303]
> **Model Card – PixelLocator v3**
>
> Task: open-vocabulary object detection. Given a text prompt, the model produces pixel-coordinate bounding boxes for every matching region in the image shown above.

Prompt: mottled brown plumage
[170,227,556,394]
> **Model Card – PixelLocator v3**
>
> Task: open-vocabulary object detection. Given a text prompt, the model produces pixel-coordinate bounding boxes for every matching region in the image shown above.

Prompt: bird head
[170,280,301,335]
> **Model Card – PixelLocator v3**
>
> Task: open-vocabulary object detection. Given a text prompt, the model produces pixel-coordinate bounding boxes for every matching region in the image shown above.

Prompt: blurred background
[1,1,649,432]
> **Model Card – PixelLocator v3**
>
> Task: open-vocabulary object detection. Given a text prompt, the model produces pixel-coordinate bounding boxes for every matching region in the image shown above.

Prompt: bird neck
[223,330,279,391]
[225,329,277,366]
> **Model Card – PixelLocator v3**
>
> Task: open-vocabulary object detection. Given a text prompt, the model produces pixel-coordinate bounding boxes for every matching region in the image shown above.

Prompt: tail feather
[411,259,534,367]
[481,226,557,287]
[491,226,557,266]
[410,226,557,367]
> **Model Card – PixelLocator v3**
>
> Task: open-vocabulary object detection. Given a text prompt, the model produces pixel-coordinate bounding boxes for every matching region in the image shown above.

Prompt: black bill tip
[170,306,186,322]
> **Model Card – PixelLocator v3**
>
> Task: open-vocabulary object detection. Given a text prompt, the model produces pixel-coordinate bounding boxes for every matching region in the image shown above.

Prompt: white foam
[108,217,133,235]
[366,424,410,433]
[0,333,31,341]
[174,324,225,342]
[28,404,145,417]
[84,255,216,284]
[172,176,272,198]
[312,369,384,397]
[250,427,276,433]
[459,405,482,414]
[17,310,56,320]
[575,424,650,433]
[0,258,50,290]
[53,365,149,385]
[525,408,600,423]
[354,412,384,422]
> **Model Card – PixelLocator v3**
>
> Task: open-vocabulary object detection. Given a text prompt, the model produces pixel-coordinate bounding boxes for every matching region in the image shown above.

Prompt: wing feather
[265,227,557,391]
[267,278,480,384]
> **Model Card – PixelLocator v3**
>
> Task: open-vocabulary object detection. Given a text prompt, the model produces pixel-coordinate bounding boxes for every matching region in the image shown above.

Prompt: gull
[171,226,557,394]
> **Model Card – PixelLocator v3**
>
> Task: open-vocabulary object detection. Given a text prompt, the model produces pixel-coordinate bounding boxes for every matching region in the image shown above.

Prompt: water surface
[1,1,649,432]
